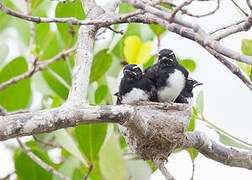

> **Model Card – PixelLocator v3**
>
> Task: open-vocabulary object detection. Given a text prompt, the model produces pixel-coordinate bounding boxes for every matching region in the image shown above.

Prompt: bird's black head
[185,78,203,92]
[123,64,142,81]
[158,49,178,67]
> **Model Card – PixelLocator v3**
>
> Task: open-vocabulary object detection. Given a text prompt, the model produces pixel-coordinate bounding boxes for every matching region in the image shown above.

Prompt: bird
[115,64,157,105]
[175,78,203,104]
[144,49,189,102]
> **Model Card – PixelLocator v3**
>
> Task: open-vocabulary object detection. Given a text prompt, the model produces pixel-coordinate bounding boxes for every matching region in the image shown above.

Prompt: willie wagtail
[175,78,203,104]
[116,64,157,105]
[144,49,189,102]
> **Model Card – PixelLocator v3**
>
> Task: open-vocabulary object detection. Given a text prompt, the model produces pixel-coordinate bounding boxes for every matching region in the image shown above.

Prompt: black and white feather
[116,64,157,105]
[144,49,189,102]
[175,78,203,104]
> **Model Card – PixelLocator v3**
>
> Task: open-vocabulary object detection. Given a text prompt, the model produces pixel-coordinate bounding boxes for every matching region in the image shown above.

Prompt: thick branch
[183,131,252,170]
[0,104,135,141]
[66,6,104,105]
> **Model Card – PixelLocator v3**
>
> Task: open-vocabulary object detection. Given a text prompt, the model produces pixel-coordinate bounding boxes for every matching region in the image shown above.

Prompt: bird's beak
[193,82,203,88]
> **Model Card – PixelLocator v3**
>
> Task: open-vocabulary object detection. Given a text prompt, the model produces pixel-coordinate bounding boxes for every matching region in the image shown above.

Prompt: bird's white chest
[121,88,149,104]
[158,69,185,102]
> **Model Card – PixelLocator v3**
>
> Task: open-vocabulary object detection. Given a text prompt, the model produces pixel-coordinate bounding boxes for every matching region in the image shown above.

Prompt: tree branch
[212,14,252,40]
[83,163,93,180]
[209,18,246,34]
[183,131,252,170]
[0,47,76,91]
[153,160,175,180]
[0,104,135,141]
[16,138,71,180]
[170,0,194,22]
[205,47,252,91]
[0,2,143,27]
[66,5,104,105]
[231,0,249,16]
[123,0,252,65]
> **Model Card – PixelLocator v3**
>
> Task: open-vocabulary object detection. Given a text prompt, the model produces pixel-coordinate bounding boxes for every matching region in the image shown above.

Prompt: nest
[119,102,192,162]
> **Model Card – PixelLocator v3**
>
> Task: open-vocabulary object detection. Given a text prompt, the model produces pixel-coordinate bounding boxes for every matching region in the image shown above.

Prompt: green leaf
[146,160,157,173]
[187,116,195,131]
[0,0,20,32]
[236,61,247,73]
[119,135,127,149]
[0,57,31,111]
[55,0,85,47]
[95,85,109,105]
[187,148,198,161]
[143,56,155,70]
[241,39,252,56]
[125,159,152,180]
[73,168,85,180]
[124,36,152,64]
[39,33,71,99]
[0,43,9,68]
[90,49,113,82]
[51,96,62,108]
[217,132,252,151]
[250,67,252,81]
[196,91,204,114]
[75,124,107,161]
[192,106,198,115]
[179,59,196,72]
[52,157,79,180]
[119,3,136,13]
[99,134,127,180]
[149,24,166,36]
[15,148,53,180]
[55,129,88,166]
[160,3,173,10]
[31,0,44,12]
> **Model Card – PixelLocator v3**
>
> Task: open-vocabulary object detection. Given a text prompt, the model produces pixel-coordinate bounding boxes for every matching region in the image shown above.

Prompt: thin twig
[190,159,195,180]
[170,0,194,22]
[107,26,124,35]
[209,18,246,34]
[83,163,93,180]
[16,138,71,180]
[0,3,143,26]
[231,0,249,16]
[0,47,75,91]
[182,0,220,18]
[33,135,62,148]
[0,171,15,180]
[206,47,252,91]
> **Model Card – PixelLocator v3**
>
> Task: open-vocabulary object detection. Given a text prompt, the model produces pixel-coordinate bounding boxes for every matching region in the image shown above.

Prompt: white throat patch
[121,88,149,104]
[158,69,185,102]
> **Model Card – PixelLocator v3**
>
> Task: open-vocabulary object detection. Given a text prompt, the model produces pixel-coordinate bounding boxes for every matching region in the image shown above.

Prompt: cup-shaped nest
[119,102,192,162]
